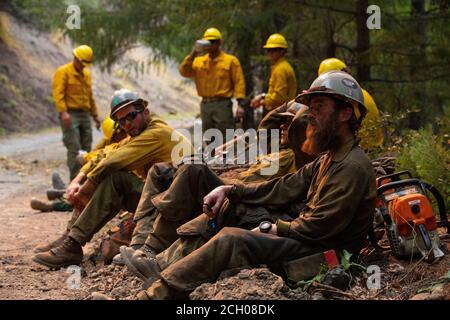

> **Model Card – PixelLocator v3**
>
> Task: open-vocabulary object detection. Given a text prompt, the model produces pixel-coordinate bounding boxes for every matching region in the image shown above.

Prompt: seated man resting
[32,89,193,269]
[133,71,376,299]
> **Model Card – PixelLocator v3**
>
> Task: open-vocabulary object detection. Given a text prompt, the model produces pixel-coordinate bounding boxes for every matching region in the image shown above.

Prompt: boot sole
[32,255,81,270]
[33,247,51,254]
[120,247,148,281]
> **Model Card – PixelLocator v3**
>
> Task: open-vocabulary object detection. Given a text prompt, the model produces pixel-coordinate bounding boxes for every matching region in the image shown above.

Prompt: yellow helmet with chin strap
[203,28,222,41]
[73,45,93,66]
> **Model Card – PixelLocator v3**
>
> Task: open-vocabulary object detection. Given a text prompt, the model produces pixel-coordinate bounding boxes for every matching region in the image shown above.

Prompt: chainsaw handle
[377,178,424,196]
[377,170,413,188]
[422,182,449,233]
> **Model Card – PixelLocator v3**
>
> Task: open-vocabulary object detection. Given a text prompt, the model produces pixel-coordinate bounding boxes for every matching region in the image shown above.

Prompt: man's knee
[214,227,247,243]
[103,171,142,195]
[148,162,176,191]
[177,163,208,176]
[109,170,134,182]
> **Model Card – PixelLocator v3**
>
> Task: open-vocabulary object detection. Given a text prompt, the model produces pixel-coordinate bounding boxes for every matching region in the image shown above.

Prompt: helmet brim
[295,90,366,121]
[110,99,148,118]
[263,44,288,49]
[203,36,221,41]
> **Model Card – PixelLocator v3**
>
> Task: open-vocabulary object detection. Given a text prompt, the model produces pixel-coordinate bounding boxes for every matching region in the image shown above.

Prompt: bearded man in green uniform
[133,71,376,299]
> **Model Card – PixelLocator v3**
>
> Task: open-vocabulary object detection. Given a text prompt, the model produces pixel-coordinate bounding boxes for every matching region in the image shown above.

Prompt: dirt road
[0,128,93,299]
[0,127,143,300]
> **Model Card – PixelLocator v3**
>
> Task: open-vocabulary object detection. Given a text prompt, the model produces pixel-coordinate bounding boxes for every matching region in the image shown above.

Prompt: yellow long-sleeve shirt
[179,51,246,100]
[87,118,193,185]
[80,141,125,175]
[359,89,384,151]
[52,62,98,117]
[265,58,297,110]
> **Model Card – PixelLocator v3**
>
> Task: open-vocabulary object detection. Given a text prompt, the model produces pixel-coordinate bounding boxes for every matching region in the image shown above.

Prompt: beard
[301,111,342,156]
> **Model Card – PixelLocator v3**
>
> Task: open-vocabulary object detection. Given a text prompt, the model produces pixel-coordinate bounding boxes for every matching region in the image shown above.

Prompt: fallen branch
[311,283,359,300]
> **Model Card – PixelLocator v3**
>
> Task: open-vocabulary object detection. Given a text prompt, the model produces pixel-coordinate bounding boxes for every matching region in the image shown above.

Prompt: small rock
[322,268,351,291]
[410,293,430,300]
[429,286,445,300]
[110,286,126,297]
[256,290,265,296]
[238,270,251,279]
[89,284,101,292]
[91,292,113,300]
[312,292,325,300]
[388,263,405,274]
[247,288,258,295]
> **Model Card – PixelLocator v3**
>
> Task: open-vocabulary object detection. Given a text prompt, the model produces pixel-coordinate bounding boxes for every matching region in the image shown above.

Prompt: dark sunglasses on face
[117,109,143,127]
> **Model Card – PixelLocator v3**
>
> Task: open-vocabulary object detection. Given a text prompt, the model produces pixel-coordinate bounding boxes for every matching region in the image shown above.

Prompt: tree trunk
[355,0,370,83]
[408,0,426,129]
[324,11,337,57]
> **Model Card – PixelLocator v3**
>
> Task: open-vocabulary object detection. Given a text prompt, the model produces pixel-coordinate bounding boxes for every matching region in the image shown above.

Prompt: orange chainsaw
[375,171,449,262]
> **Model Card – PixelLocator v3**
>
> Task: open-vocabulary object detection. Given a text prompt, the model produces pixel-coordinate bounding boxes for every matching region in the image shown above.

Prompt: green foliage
[417,270,450,293]
[10,0,450,133]
[293,250,365,290]
[339,250,366,272]
[396,126,450,208]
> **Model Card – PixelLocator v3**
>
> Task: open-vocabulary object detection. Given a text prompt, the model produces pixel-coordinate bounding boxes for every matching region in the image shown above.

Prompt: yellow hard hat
[359,89,384,149]
[263,33,288,49]
[203,28,222,41]
[318,58,347,76]
[101,117,116,140]
[73,45,94,66]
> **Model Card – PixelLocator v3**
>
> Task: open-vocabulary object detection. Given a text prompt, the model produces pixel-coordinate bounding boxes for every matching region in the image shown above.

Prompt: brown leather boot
[121,245,160,282]
[46,189,66,201]
[33,232,68,253]
[32,237,83,269]
[30,198,53,212]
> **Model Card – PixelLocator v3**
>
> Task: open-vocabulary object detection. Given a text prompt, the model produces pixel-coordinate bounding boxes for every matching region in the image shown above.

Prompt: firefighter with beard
[131,71,376,300]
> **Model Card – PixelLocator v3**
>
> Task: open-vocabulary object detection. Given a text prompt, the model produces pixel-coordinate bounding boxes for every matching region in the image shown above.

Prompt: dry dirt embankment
[0,9,199,135]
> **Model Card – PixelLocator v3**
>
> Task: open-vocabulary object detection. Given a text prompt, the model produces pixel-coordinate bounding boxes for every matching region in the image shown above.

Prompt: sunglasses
[117,109,143,127]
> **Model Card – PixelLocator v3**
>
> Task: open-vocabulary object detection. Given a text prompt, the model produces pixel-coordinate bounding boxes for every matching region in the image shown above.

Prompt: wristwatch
[259,221,272,233]
[261,93,266,99]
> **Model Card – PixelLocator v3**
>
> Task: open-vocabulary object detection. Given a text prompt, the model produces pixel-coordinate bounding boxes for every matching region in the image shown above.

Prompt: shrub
[396,126,450,210]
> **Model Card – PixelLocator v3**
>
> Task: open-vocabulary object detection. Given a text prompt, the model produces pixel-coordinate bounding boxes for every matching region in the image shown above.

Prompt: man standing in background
[53,45,101,180]
[179,28,246,140]
[251,33,297,115]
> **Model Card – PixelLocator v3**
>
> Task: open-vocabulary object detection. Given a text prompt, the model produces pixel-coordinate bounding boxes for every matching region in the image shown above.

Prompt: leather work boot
[52,171,66,190]
[112,253,125,266]
[121,245,160,282]
[32,237,83,269]
[33,231,69,253]
[46,189,66,201]
[30,198,53,212]
[112,244,141,266]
